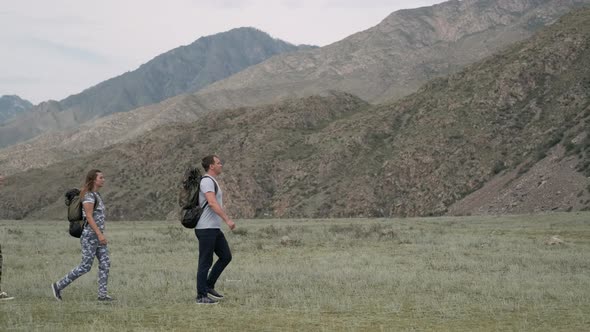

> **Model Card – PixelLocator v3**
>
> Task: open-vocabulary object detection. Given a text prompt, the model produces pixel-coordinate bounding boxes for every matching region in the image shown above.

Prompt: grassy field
[1,213,589,331]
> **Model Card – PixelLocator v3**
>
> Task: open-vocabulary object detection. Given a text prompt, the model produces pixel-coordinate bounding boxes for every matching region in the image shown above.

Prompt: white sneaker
[0,291,15,301]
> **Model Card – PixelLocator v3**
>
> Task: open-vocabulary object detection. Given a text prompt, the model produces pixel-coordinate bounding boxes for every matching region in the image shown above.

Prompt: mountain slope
[0,27,309,148]
[1,7,590,220]
[0,92,370,220]
[196,0,590,105]
[2,0,589,176]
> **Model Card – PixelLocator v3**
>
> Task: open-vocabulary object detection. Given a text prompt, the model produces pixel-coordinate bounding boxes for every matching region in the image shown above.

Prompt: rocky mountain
[2,0,589,176]
[1,7,589,220]
[0,95,33,124]
[196,0,590,105]
[0,27,310,148]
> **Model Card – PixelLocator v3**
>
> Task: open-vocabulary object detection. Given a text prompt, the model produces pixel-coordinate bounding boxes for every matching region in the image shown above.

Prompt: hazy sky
[1,0,446,103]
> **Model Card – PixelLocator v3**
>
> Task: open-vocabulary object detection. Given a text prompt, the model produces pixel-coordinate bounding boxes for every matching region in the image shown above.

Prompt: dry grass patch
[1,213,590,331]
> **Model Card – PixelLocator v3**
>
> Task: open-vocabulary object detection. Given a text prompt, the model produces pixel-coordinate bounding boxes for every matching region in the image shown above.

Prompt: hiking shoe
[196,296,218,305]
[98,295,114,302]
[0,291,15,301]
[51,283,62,301]
[207,288,224,300]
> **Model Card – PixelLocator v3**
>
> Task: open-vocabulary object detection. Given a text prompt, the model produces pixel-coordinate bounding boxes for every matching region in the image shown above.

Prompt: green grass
[1,214,590,331]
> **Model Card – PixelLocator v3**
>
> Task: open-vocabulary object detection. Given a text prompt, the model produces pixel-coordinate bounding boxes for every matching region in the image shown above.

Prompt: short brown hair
[201,155,218,171]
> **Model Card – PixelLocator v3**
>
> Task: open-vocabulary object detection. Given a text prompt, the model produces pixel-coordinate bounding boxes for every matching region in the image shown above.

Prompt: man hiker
[195,155,235,304]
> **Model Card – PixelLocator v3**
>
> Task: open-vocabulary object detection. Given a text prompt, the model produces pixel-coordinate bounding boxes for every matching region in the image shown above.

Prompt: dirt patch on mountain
[448,145,590,215]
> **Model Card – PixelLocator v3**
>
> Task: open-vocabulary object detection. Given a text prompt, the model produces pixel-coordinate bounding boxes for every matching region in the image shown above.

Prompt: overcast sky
[1,0,446,103]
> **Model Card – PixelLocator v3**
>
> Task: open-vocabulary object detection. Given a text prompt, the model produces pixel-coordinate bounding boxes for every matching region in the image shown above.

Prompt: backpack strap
[200,176,218,209]
[93,192,99,210]
[202,175,218,194]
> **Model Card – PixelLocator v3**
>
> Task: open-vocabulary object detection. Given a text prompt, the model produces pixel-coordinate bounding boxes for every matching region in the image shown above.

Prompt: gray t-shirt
[82,192,106,231]
[196,175,223,229]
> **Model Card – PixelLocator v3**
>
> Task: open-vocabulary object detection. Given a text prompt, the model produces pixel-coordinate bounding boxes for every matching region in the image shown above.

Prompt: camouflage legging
[56,229,110,297]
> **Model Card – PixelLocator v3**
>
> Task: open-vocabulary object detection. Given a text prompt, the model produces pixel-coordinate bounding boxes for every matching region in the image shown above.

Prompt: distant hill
[2,0,589,176]
[0,95,33,124]
[0,27,311,148]
[1,7,590,220]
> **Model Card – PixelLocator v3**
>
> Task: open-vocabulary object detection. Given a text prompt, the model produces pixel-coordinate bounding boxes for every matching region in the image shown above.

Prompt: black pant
[195,228,232,297]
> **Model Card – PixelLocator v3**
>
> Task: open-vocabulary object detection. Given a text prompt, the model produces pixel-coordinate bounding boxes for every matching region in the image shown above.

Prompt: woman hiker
[51,169,113,301]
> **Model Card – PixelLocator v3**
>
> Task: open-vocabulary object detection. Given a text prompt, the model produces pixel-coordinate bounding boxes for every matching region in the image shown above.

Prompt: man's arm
[205,192,235,230]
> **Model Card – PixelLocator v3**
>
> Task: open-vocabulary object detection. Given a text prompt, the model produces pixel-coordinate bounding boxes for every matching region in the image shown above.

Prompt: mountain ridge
[1,7,590,220]
[197,0,590,104]
[0,27,311,148]
[0,95,33,124]
[2,0,589,176]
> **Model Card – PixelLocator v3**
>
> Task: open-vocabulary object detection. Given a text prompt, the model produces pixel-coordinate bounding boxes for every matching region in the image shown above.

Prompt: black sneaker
[98,295,115,302]
[207,288,224,300]
[196,296,218,305]
[51,283,62,301]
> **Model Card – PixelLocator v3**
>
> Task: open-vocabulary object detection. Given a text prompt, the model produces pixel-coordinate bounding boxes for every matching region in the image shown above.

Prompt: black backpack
[178,167,217,228]
[65,189,98,238]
